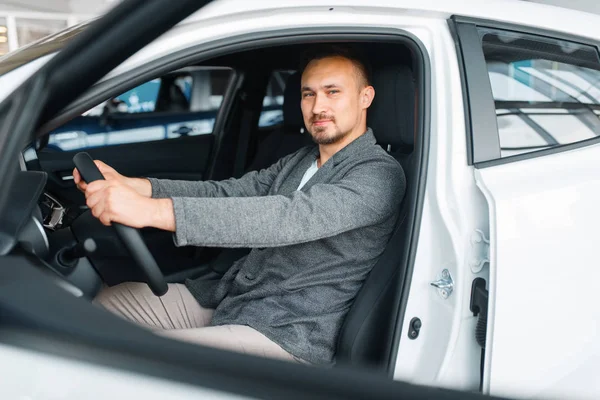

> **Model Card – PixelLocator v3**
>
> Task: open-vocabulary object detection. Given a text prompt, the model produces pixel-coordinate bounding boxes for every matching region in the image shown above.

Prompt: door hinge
[469,229,490,273]
[470,278,488,348]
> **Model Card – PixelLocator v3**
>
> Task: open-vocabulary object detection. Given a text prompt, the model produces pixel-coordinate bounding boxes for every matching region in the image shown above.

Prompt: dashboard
[2,147,104,299]
[0,169,49,257]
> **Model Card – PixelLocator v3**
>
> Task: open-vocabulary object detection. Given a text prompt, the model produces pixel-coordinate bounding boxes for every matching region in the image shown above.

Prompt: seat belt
[233,100,254,178]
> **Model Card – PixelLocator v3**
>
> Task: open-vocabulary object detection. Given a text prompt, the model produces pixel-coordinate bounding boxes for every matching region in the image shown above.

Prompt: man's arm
[75,150,299,201]
[80,150,303,230]
[149,152,297,199]
[170,158,405,248]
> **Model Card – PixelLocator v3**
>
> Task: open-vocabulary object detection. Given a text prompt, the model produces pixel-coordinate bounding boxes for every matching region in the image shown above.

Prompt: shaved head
[299,44,372,90]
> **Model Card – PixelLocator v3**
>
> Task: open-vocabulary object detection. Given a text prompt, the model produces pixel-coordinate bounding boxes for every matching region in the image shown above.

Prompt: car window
[46,67,233,152]
[259,70,295,128]
[478,28,600,158]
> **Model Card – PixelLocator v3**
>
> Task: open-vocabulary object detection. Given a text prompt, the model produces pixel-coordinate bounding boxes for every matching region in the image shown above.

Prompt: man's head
[299,45,375,145]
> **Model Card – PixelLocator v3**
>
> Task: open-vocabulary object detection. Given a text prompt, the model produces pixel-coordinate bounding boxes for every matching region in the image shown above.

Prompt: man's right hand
[73,160,152,198]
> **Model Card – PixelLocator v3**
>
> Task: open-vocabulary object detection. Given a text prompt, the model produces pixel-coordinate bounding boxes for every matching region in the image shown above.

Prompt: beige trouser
[94,282,297,362]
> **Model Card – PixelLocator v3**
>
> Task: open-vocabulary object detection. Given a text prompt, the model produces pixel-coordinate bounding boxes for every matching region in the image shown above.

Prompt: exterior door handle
[172,125,192,136]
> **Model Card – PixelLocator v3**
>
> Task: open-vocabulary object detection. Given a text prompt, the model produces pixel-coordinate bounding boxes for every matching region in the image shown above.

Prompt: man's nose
[312,93,328,115]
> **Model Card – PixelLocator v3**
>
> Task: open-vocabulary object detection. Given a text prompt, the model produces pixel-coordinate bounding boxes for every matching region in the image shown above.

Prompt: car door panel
[476,147,600,400]
[454,18,600,400]
[38,134,214,207]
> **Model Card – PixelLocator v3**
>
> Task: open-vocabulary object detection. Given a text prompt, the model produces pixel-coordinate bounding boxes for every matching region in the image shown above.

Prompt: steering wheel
[73,152,168,296]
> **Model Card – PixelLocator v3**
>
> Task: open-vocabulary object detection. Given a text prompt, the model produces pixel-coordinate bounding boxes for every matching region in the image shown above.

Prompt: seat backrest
[281,72,306,134]
[336,64,417,369]
[246,72,312,172]
[209,72,311,275]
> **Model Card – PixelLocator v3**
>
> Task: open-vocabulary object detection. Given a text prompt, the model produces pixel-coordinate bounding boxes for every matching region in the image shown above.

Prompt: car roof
[187,0,600,40]
[2,0,599,82]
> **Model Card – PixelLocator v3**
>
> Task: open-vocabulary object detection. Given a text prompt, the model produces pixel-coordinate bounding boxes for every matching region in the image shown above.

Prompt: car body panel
[392,19,489,393]
[0,53,54,103]
[475,144,600,400]
[0,343,248,400]
[190,0,600,41]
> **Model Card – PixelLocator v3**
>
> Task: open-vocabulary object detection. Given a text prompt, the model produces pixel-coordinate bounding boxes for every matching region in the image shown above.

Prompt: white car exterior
[1,1,599,399]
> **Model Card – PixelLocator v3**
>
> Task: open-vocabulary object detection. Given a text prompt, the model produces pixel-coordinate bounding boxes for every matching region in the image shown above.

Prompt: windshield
[0,20,93,76]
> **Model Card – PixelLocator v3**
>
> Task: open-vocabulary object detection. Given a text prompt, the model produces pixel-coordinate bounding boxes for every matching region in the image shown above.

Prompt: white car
[0,0,598,399]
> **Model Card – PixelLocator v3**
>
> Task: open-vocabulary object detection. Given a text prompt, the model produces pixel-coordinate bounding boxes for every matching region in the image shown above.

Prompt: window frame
[450,15,600,168]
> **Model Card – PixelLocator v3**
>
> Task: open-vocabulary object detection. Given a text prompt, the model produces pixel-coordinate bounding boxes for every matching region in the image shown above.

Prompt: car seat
[335,64,417,370]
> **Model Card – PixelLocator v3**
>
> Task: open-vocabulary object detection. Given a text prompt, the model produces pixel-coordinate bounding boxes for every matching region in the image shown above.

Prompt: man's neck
[317,126,367,168]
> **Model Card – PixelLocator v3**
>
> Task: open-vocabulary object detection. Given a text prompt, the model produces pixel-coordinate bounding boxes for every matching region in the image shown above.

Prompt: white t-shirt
[296,159,319,190]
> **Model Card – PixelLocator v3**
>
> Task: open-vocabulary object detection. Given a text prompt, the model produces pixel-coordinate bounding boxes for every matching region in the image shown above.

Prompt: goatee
[310,126,348,145]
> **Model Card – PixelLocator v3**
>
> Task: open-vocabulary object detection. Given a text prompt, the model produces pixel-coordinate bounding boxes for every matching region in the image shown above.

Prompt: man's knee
[94,282,214,330]
[93,281,147,307]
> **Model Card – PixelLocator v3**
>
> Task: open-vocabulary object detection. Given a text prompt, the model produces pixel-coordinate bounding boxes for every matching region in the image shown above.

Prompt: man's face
[300,56,370,145]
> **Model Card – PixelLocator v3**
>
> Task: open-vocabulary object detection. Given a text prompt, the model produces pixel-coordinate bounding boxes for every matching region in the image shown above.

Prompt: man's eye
[302,93,314,98]
[328,90,339,95]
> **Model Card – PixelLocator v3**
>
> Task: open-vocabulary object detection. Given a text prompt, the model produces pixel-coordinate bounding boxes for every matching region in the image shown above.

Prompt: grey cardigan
[149,129,405,365]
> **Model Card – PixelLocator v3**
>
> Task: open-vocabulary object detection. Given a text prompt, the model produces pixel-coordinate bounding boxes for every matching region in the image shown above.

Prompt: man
[75,45,405,366]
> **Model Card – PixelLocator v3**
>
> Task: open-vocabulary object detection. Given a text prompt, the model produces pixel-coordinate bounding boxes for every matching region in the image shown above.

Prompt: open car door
[476,150,600,400]
[453,17,600,400]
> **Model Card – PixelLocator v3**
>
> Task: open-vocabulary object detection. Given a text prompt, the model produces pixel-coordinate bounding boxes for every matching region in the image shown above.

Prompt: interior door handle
[55,170,75,184]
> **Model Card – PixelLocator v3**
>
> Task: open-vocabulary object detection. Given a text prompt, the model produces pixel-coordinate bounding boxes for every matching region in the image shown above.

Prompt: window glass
[259,70,295,128]
[46,67,233,152]
[15,18,67,47]
[480,29,600,158]
[0,18,9,56]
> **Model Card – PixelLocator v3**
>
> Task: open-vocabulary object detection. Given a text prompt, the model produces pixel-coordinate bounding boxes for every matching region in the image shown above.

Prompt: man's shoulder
[349,144,406,194]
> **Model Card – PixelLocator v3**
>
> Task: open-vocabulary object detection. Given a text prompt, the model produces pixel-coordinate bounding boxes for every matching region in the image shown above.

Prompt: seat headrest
[368,65,416,150]
[282,72,305,132]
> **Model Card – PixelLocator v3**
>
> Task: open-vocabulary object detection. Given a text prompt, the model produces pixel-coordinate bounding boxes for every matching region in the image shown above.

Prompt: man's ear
[361,86,375,109]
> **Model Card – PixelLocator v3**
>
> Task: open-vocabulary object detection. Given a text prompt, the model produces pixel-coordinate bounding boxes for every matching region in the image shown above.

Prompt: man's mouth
[313,120,333,126]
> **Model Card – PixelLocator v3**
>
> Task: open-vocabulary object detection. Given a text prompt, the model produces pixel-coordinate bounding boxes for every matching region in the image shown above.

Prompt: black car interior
[22,40,422,371]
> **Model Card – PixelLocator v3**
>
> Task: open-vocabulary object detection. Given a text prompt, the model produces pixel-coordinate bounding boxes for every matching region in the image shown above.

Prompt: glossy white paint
[0,343,248,400]
[100,8,437,81]
[475,143,600,400]
[0,53,54,102]
[392,19,488,392]
[193,0,600,41]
